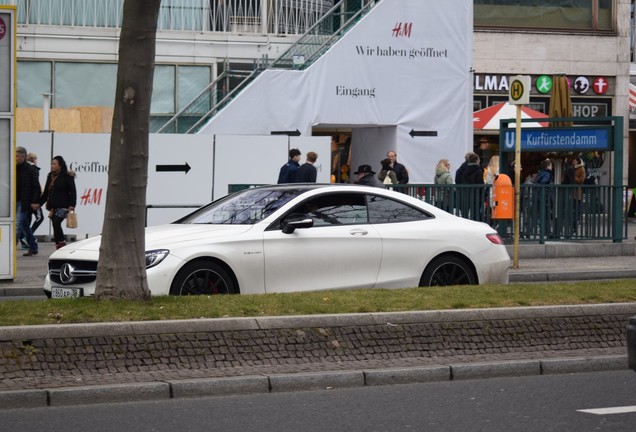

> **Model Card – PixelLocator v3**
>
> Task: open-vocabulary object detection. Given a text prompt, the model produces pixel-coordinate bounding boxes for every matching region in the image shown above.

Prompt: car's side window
[367,195,432,224]
[294,193,368,227]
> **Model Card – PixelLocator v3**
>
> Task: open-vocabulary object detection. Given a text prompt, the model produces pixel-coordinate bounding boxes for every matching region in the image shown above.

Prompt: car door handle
[349,229,368,236]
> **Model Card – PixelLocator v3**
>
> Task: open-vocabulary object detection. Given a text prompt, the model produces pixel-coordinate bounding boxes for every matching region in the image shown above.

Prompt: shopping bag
[66,211,78,228]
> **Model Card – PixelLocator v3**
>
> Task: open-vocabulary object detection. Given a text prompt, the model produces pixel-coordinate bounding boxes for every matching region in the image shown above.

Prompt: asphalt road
[2,370,635,432]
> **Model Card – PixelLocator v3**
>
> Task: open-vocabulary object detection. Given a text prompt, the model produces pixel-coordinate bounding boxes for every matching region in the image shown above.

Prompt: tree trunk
[95,0,162,300]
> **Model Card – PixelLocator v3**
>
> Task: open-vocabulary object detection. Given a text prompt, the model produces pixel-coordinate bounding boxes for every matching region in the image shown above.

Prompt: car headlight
[145,249,170,269]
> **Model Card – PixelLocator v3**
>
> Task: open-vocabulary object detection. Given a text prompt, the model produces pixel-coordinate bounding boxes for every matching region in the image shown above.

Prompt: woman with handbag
[40,155,77,250]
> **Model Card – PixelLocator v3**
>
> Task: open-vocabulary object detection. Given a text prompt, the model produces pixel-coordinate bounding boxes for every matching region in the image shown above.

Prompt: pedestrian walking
[277,148,301,184]
[18,152,44,249]
[15,147,41,256]
[294,151,318,182]
[40,155,77,249]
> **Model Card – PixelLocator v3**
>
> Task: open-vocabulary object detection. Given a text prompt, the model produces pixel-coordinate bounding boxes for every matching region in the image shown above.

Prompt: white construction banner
[17,133,331,238]
[199,0,473,182]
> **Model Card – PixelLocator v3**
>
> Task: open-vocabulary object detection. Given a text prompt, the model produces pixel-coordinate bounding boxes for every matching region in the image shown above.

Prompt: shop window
[17,61,52,108]
[55,62,117,108]
[151,65,176,114]
[177,65,212,113]
[474,0,614,32]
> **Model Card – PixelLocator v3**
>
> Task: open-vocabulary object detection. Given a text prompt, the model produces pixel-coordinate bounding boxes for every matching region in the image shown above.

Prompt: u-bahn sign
[501,127,612,152]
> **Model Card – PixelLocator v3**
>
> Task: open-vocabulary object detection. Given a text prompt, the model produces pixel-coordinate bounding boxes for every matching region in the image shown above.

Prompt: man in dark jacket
[16,147,41,256]
[294,151,318,183]
[461,153,484,185]
[455,152,471,184]
[459,153,484,219]
[386,151,409,184]
[277,148,301,184]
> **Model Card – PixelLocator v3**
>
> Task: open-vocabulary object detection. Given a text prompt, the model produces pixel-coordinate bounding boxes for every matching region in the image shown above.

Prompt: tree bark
[95,0,162,300]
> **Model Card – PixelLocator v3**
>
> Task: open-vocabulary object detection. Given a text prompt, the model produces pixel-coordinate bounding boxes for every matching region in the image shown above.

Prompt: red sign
[0,17,6,40]
[592,77,609,95]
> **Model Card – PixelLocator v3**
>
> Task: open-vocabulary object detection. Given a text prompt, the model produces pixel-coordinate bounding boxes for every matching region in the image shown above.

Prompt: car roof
[242,183,443,214]
[242,183,383,193]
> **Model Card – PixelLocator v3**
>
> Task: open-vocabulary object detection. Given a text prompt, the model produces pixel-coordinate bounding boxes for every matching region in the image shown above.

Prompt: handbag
[66,211,78,228]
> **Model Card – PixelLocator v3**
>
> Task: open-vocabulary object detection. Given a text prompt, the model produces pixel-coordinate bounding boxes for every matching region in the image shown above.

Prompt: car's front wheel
[170,260,237,295]
[419,255,477,287]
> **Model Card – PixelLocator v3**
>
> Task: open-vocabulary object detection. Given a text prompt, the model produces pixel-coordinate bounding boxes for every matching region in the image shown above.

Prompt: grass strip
[1,280,635,326]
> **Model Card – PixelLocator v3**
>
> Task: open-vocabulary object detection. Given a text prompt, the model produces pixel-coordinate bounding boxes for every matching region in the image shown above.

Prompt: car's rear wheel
[169,260,237,295]
[419,255,477,287]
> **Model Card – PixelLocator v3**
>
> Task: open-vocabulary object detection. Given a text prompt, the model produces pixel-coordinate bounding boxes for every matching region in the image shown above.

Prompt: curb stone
[0,355,628,408]
[47,382,171,407]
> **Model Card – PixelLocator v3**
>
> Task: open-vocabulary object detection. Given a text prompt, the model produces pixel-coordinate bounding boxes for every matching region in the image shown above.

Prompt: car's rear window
[367,195,432,223]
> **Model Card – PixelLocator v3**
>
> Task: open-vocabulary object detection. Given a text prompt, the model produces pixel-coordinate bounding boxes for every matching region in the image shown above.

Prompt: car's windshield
[178,188,308,225]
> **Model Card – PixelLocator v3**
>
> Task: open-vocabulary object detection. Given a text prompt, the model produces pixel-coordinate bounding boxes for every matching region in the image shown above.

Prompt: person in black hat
[354,164,383,188]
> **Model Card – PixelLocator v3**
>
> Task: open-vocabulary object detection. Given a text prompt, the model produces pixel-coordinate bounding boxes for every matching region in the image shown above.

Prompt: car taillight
[486,233,504,245]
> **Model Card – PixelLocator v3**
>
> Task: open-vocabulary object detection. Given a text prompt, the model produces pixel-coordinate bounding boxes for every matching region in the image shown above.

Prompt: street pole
[508,75,530,269]
[513,105,521,268]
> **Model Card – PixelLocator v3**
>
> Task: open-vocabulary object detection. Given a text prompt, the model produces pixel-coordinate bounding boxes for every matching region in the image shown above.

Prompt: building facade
[2,0,633,185]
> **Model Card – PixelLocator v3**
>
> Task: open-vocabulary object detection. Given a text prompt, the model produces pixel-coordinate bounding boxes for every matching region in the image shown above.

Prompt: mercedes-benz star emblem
[60,263,76,284]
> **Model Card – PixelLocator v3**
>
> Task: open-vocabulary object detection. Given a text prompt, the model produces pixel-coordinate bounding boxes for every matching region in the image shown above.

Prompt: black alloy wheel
[419,255,477,287]
[169,260,237,295]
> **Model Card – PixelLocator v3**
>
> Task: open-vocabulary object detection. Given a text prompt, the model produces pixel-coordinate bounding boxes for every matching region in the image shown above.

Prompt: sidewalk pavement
[0,224,635,408]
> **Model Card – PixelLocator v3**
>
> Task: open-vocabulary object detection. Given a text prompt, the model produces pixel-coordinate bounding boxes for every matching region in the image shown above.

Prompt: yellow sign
[508,75,530,105]
[510,80,524,101]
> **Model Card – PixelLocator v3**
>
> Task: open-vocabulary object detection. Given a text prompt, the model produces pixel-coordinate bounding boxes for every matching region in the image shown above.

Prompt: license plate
[51,287,83,298]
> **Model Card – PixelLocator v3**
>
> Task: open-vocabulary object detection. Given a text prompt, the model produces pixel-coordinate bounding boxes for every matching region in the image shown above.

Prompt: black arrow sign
[156,163,191,174]
[409,129,438,138]
[271,129,301,136]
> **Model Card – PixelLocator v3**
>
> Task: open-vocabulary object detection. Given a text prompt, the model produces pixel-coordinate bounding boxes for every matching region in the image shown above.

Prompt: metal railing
[155,67,259,134]
[393,184,629,244]
[269,0,376,70]
[1,0,335,35]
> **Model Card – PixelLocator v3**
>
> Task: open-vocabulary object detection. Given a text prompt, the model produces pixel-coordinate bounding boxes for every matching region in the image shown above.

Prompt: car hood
[54,224,255,254]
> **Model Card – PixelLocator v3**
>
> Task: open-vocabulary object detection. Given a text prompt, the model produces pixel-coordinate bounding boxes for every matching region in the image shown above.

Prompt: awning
[473,102,549,130]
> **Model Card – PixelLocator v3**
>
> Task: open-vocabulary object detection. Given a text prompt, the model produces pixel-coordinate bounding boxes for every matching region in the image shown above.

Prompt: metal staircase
[156,0,379,134]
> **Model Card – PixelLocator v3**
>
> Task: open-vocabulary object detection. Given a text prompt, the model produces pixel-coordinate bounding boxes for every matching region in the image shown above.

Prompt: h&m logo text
[392,22,412,38]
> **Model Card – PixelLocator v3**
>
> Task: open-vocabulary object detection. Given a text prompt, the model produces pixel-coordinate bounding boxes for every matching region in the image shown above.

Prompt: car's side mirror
[282,213,314,234]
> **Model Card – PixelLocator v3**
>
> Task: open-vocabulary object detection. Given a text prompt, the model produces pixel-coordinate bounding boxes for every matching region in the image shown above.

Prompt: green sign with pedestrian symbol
[536,75,552,94]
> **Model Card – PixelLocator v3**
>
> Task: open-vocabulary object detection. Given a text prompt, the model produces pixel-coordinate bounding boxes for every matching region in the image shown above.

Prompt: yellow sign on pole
[509,75,530,105]
[508,75,530,269]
